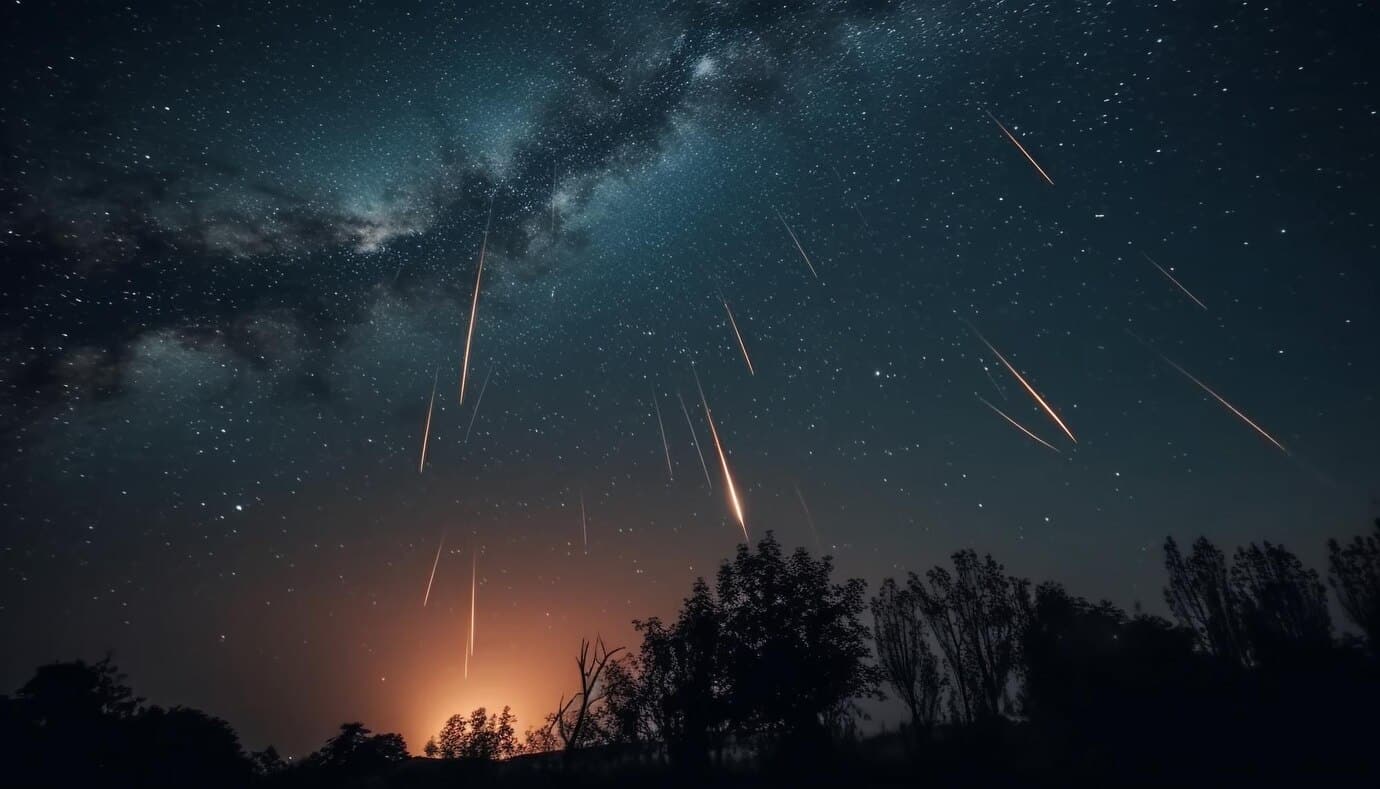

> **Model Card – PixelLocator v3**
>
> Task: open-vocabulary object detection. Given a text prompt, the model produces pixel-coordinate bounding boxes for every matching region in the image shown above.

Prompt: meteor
[721,297,756,375]
[792,482,822,553]
[1155,352,1289,456]
[977,395,1061,453]
[464,364,495,443]
[966,321,1078,444]
[423,531,446,607]
[650,386,674,482]
[984,109,1055,186]
[464,550,477,678]
[678,391,713,489]
[774,208,820,279]
[419,370,438,473]
[1142,251,1208,311]
[459,194,496,404]
[694,368,749,541]
[579,490,588,552]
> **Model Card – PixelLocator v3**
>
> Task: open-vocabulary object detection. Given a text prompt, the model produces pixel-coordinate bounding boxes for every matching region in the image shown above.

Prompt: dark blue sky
[2,0,1376,755]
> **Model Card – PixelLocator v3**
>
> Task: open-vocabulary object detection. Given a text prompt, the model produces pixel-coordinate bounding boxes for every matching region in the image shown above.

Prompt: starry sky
[2,0,1377,757]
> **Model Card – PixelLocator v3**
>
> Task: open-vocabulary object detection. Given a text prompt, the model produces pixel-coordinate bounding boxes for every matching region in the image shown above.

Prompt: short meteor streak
[792,482,822,553]
[966,322,1078,444]
[984,109,1055,186]
[774,208,819,278]
[464,364,495,443]
[464,551,477,678]
[1156,353,1289,456]
[459,195,496,404]
[422,531,446,607]
[650,386,674,482]
[1142,252,1208,311]
[978,395,1061,453]
[694,369,748,541]
[721,297,755,375]
[579,490,588,552]
[678,391,713,489]
[419,370,438,473]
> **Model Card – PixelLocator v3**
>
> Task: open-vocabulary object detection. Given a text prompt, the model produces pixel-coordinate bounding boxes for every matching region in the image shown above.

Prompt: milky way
[2,0,1377,756]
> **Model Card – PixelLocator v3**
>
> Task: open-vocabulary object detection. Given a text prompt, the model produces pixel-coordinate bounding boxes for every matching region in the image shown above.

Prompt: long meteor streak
[419,370,438,473]
[1142,252,1208,310]
[579,490,588,552]
[793,482,822,553]
[977,395,1061,453]
[1157,353,1289,455]
[423,531,445,607]
[464,364,495,443]
[984,109,1055,186]
[459,195,496,404]
[774,208,819,278]
[694,369,748,541]
[464,551,477,678]
[678,391,713,489]
[721,297,756,375]
[966,322,1078,444]
[650,386,674,482]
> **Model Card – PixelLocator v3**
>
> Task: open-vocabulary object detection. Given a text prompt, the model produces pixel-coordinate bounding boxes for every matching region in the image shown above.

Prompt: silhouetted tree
[433,706,517,760]
[909,550,1029,724]
[308,722,407,773]
[422,737,439,758]
[1328,519,1380,650]
[1164,536,1247,666]
[552,637,624,752]
[437,713,467,758]
[1232,541,1332,663]
[714,532,881,758]
[870,577,944,734]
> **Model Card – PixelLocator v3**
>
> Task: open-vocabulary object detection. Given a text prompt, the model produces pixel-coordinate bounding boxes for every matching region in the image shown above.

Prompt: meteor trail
[419,370,438,473]
[651,386,674,482]
[694,368,749,541]
[579,490,588,552]
[774,208,819,278]
[793,482,822,553]
[721,297,755,375]
[422,531,445,607]
[966,321,1078,444]
[465,551,477,678]
[984,109,1055,186]
[977,395,1061,453]
[678,391,713,489]
[1142,252,1208,311]
[464,364,495,443]
[459,194,496,404]
[1152,350,1290,456]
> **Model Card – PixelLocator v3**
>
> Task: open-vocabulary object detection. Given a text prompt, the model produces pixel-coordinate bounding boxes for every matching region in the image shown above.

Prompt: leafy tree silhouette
[1164,536,1248,666]
[908,550,1029,724]
[1231,541,1332,664]
[870,577,944,737]
[1328,519,1380,650]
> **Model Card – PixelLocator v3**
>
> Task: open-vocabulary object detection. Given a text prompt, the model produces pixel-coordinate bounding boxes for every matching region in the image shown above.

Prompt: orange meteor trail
[464,551,477,678]
[650,386,674,482]
[459,195,495,404]
[774,208,819,278]
[419,370,438,473]
[966,322,1078,444]
[977,395,1061,453]
[1142,252,1208,311]
[694,368,748,541]
[422,531,445,607]
[1156,353,1289,456]
[984,109,1055,186]
[721,297,756,375]
[678,391,713,489]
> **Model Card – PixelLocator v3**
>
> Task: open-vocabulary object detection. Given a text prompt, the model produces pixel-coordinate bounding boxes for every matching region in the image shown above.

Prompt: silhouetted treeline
[4,522,1378,787]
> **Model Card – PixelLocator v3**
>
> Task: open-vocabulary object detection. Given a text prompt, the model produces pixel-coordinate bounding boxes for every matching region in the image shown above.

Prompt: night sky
[2,0,1377,757]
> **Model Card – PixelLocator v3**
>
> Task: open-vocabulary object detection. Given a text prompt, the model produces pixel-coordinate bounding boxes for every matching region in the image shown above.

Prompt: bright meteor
[984,109,1055,186]
[721,297,755,375]
[459,195,495,404]
[422,531,445,607]
[966,322,1078,444]
[1158,354,1289,455]
[419,370,438,473]
[694,368,748,541]
[977,395,1061,453]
